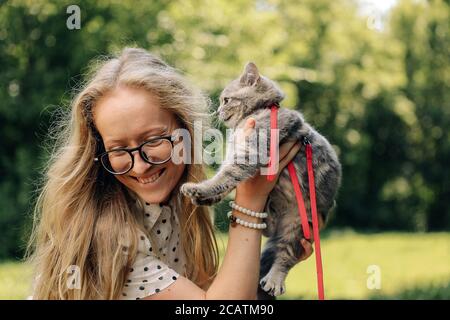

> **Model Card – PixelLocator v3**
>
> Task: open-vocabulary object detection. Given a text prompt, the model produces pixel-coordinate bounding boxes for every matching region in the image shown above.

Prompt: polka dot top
[120,196,187,300]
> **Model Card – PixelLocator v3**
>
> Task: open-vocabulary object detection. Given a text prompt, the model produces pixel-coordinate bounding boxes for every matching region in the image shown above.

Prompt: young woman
[27,47,313,299]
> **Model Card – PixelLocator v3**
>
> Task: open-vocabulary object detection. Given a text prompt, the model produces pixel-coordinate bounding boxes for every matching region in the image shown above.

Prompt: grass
[217,230,450,300]
[0,261,33,300]
[1,231,449,299]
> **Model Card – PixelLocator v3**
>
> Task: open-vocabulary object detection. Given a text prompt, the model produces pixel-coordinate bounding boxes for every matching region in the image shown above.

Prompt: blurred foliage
[0,0,449,260]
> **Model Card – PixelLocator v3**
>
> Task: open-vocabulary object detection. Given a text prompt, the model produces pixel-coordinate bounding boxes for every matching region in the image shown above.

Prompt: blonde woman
[26,47,312,300]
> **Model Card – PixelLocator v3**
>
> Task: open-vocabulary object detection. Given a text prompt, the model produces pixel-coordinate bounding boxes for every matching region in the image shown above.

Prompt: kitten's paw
[180,183,216,206]
[180,182,201,198]
[191,196,217,206]
[259,269,287,296]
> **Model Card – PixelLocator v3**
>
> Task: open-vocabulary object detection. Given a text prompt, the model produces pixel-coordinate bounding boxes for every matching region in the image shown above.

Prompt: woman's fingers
[277,140,297,159]
[279,142,301,170]
[243,117,256,136]
[235,117,255,140]
[299,239,314,261]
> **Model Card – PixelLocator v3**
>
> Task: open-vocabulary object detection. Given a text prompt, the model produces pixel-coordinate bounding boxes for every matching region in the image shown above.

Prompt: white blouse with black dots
[120,198,187,300]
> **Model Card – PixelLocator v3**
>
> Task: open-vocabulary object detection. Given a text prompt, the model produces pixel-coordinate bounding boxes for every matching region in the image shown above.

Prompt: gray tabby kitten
[181,62,342,296]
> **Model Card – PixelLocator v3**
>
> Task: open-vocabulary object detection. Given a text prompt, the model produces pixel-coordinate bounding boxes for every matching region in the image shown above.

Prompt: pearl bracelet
[229,201,268,219]
[227,211,267,230]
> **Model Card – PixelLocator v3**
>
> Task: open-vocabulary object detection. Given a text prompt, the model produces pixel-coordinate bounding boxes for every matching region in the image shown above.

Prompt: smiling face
[93,85,185,204]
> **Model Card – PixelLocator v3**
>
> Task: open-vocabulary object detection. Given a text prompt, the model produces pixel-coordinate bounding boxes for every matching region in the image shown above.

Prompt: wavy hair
[26,47,219,299]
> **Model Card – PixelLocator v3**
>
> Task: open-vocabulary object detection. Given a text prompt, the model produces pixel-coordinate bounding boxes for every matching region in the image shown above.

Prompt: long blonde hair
[26,47,219,299]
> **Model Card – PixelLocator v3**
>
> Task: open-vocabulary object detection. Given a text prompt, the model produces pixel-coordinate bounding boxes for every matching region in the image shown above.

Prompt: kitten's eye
[223,97,230,104]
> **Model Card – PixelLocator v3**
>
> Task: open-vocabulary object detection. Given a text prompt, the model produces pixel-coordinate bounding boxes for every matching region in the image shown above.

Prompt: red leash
[267,104,279,182]
[267,104,325,300]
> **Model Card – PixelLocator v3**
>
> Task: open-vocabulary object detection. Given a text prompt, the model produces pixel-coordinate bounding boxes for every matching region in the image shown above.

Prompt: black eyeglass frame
[94,135,176,175]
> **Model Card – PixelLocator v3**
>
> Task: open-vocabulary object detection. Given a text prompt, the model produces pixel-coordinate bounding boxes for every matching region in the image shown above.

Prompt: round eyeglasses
[94,135,175,175]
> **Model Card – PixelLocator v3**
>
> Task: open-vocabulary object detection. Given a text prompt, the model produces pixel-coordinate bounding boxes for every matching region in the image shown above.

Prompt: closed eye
[107,146,127,152]
[105,130,169,151]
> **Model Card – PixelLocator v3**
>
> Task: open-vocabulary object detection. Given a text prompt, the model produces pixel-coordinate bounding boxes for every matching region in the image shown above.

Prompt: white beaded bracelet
[229,201,268,219]
[227,211,267,230]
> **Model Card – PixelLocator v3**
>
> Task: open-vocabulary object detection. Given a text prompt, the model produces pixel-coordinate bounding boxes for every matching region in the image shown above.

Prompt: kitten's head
[218,62,285,127]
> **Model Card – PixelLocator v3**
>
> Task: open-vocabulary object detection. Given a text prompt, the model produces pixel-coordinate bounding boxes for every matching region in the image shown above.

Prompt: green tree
[1,0,449,261]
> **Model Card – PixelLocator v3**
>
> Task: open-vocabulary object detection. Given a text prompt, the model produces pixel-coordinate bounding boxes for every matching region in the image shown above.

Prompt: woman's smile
[133,167,166,186]
[94,86,186,204]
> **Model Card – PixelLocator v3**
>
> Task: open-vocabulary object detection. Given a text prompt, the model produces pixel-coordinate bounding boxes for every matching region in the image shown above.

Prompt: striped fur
[181,62,342,296]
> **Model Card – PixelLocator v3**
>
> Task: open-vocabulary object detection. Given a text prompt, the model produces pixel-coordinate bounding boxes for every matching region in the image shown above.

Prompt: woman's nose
[131,151,151,175]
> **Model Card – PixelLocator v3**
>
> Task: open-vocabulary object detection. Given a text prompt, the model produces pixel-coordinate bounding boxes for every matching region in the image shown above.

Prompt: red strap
[267,105,279,181]
[266,104,325,300]
[306,144,325,300]
[287,161,311,240]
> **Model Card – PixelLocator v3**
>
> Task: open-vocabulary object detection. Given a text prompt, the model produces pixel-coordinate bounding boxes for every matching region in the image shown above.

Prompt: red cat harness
[267,103,325,300]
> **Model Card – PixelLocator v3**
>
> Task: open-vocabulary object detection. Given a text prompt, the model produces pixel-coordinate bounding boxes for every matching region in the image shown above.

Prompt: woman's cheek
[167,162,185,187]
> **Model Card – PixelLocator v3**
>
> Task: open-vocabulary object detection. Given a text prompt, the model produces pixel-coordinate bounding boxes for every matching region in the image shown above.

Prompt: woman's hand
[298,217,327,262]
[236,117,302,202]
[299,239,314,261]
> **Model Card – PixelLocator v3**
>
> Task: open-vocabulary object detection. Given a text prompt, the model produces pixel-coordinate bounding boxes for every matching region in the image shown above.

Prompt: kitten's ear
[239,62,260,86]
